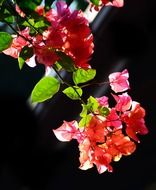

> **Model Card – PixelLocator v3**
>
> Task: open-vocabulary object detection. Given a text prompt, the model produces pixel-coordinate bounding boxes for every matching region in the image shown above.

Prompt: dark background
[0,0,156,189]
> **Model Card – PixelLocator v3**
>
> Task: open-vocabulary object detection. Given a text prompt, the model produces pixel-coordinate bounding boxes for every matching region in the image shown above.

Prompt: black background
[0,0,156,189]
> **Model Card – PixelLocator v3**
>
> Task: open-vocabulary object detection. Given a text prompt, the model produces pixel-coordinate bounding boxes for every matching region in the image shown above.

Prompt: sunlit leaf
[79,114,92,128]
[31,76,60,103]
[22,19,35,27]
[73,68,96,85]
[87,96,99,112]
[0,32,12,52]
[90,0,100,6]
[80,96,99,117]
[80,104,88,117]
[63,86,82,100]
[21,16,50,34]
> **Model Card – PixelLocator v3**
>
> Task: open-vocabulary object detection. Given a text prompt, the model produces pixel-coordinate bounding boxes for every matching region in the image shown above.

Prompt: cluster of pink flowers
[53,69,148,173]
[3,1,93,69]
[89,0,124,11]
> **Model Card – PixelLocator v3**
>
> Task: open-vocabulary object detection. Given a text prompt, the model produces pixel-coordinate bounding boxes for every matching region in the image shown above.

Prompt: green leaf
[79,114,92,128]
[22,19,35,27]
[0,32,12,52]
[3,8,14,23]
[57,51,76,72]
[73,68,96,85]
[21,16,50,34]
[15,0,42,11]
[34,20,46,28]
[31,76,60,103]
[99,106,110,116]
[53,61,62,71]
[4,15,14,23]
[63,86,82,100]
[90,0,100,6]
[87,96,99,112]
[18,46,34,69]
[0,7,14,23]
[0,0,5,6]
[80,104,88,117]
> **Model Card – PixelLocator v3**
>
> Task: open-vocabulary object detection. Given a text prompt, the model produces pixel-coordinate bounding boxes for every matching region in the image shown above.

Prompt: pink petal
[79,138,93,170]
[106,0,124,7]
[109,69,130,93]
[96,96,109,107]
[53,120,84,142]
[112,92,132,112]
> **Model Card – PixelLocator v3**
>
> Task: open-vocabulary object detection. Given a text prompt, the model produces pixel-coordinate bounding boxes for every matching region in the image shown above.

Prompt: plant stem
[5,21,32,44]
[80,81,109,88]
[53,67,85,104]
[6,0,41,35]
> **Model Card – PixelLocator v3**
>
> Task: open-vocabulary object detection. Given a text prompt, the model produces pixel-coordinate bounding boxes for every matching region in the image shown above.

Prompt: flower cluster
[3,1,93,69]
[0,0,149,174]
[53,69,148,173]
[89,0,124,11]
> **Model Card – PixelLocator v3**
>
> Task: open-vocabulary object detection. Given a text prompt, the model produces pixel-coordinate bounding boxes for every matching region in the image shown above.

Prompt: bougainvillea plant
[0,0,148,174]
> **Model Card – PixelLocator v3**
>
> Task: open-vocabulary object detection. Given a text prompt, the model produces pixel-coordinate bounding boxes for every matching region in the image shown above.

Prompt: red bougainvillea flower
[105,130,136,161]
[53,111,137,174]
[3,27,30,58]
[79,116,135,173]
[105,108,122,129]
[34,0,94,68]
[3,1,93,69]
[53,69,148,174]
[109,69,130,93]
[121,101,149,143]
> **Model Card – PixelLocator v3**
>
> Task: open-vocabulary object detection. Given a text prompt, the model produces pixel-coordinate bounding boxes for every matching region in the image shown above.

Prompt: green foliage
[57,51,76,72]
[18,46,34,69]
[80,96,99,117]
[53,61,63,71]
[90,0,100,6]
[73,68,96,85]
[99,106,110,116]
[0,32,13,52]
[31,76,60,103]
[87,96,99,112]
[21,15,50,34]
[0,0,5,6]
[0,7,14,23]
[80,104,88,117]
[79,96,110,128]
[79,114,92,128]
[15,0,42,12]
[63,86,83,100]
